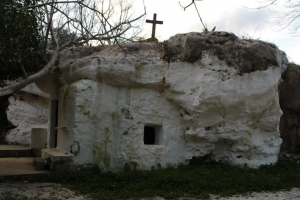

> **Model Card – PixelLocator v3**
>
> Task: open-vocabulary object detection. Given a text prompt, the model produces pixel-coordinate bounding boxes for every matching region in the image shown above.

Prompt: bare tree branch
[0,45,60,96]
[254,0,300,35]
[179,0,203,10]
[179,0,195,11]
[249,0,278,9]
[0,0,146,96]
[19,0,84,10]
[179,0,207,31]
[17,54,28,79]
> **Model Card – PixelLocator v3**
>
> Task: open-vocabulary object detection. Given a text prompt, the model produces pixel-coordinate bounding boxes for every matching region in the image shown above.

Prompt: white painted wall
[54,35,283,170]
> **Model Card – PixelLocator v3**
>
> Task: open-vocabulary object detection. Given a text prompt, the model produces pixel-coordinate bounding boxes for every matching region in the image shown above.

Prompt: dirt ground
[1,182,300,200]
[0,182,86,200]
[214,188,300,200]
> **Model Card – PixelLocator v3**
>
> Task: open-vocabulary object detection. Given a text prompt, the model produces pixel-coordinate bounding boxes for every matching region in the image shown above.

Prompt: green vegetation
[240,32,260,42]
[42,160,300,200]
[0,0,44,82]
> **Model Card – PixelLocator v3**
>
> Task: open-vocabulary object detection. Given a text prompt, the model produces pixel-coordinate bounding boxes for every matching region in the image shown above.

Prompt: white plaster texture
[5,93,48,145]
[54,32,285,170]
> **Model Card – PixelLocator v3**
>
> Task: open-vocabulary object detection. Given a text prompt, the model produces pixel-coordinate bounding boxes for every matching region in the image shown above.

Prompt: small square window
[144,125,163,145]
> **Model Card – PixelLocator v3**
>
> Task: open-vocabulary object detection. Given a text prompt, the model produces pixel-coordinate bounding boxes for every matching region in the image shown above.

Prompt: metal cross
[146,13,163,40]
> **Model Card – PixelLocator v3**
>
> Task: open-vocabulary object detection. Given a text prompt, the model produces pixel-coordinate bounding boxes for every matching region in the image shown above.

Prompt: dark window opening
[144,126,155,145]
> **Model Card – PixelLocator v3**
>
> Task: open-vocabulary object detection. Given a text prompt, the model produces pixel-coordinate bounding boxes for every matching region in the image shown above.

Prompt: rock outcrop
[53,32,285,170]
[5,84,48,145]
[279,63,300,154]
[167,32,283,74]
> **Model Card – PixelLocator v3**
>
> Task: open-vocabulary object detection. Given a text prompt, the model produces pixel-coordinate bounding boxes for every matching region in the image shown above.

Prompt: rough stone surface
[279,63,300,153]
[5,92,48,145]
[167,32,285,74]
[50,32,286,170]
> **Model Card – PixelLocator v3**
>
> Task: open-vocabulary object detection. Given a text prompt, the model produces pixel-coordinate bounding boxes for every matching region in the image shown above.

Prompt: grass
[41,160,300,200]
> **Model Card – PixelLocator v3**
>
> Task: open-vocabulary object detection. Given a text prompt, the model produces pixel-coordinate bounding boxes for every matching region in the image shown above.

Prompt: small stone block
[31,126,47,149]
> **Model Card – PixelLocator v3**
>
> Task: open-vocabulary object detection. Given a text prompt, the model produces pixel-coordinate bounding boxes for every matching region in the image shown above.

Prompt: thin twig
[18,0,84,10]
[179,0,195,11]
[114,38,151,61]
[244,0,278,9]
[193,1,206,30]
[179,0,206,31]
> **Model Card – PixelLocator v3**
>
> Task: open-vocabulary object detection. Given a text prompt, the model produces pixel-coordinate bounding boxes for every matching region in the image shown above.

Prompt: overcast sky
[133,0,299,64]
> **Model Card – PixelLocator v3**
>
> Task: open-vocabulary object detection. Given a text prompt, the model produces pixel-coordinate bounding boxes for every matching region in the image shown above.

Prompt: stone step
[42,148,74,171]
[0,145,33,158]
[0,157,50,178]
[33,157,47,170]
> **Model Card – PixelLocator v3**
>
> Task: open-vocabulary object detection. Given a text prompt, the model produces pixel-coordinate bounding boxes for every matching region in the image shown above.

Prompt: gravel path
[0,182,86,200]
[1,182,300,200]
[214,188,300,200]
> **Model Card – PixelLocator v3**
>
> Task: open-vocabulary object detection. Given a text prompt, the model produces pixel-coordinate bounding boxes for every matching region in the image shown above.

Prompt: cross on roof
[146,13,163,41]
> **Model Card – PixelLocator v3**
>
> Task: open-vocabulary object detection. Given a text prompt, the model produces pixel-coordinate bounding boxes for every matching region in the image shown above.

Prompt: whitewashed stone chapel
[5,32,287,170]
